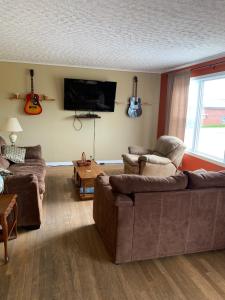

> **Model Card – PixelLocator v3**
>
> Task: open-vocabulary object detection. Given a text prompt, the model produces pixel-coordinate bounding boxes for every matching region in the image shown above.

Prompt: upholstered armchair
[122,135,185,177]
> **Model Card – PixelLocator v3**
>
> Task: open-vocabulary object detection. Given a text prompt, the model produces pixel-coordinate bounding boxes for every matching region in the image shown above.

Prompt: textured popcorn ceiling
[0,0,225,72]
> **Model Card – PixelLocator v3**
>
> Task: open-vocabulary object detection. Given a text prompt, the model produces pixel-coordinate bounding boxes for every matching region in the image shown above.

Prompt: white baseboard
[46,160,123,167]
[96,160,123,164]
[47,162,73,166]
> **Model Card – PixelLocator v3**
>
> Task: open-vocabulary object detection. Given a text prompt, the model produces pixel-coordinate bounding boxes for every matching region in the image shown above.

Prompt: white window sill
[185,151,225,168]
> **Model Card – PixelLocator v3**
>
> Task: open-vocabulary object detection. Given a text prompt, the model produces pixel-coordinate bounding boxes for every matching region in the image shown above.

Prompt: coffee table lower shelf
[79,186,95,200]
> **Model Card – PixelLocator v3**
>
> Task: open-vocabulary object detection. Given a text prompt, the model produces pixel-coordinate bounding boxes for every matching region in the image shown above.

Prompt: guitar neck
[133,76,138,98]
[31,77,34,95]
[30,69,34,95]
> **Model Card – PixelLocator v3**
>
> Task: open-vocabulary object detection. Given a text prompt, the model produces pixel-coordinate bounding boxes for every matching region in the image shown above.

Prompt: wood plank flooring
[1,166,225,299]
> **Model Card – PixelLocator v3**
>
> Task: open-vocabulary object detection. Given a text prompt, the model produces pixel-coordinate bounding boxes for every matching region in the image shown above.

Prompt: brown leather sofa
[0,136,46,229]
[93,170,225,264]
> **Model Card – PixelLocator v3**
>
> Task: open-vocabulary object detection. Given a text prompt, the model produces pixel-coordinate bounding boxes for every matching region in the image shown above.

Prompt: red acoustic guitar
[24,69,42,115]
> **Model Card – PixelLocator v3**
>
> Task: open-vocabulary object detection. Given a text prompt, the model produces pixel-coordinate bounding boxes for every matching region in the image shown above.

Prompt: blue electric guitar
[127,76,142,118]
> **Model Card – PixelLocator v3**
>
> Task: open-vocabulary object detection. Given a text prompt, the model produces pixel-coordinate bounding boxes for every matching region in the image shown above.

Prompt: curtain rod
[191,59,225,71]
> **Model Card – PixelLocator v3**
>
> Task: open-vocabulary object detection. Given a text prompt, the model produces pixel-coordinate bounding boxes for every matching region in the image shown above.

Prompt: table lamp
[1,117,23,145]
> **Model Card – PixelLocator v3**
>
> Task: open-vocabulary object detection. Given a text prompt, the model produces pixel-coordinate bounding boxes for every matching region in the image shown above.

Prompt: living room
[0,1,225,299]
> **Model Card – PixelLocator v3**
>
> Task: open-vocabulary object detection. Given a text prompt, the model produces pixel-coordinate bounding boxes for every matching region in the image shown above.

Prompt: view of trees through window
[185,73,225,162]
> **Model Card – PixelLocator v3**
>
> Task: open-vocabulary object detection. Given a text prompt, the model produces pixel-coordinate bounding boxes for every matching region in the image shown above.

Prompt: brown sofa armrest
[4,174,42,227]
[96,174,110,185]
[95,176,133,206]
[24,145,42,159]
[139,154,171,165]
[94,177,134,263]
[128,146,152,155]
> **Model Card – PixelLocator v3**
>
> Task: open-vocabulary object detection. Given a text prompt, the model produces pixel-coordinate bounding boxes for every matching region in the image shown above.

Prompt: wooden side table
[0,194,18,263]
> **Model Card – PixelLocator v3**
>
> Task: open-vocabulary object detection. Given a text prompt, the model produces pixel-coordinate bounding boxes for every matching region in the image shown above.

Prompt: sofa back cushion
[0,137,10,169]
[24,145,42,159]
[109,173,188,194]
[185,170,225,189]
[154,135,185,167]
[0,136,6,154]
[0,156,10,169]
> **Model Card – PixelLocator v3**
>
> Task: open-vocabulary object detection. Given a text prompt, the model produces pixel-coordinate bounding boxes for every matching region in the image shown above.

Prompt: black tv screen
[64,78,117,112]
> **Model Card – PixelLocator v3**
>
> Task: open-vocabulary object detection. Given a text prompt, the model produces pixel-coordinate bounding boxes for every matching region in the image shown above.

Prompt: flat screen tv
[64,78,117,112]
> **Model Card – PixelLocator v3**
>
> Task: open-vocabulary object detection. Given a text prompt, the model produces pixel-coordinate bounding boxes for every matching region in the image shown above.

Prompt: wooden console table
[73,161,103,200]
[0,194,18,263]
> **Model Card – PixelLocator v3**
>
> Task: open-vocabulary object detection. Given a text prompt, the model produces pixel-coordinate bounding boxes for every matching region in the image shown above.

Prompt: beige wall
[0,62,160,162]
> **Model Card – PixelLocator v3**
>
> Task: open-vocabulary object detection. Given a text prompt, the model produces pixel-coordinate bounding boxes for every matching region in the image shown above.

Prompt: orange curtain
[165,70,191,140]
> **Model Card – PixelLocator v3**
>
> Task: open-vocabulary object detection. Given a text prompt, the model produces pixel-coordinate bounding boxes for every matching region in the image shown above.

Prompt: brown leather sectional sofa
[93,170,225,264]
[0,136,46,229]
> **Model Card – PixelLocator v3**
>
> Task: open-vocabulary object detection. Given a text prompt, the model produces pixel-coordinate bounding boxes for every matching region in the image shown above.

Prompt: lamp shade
[1,117,23,132]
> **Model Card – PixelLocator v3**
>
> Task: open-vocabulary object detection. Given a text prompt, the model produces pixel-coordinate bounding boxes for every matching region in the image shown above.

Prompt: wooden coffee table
[73,160,103,200]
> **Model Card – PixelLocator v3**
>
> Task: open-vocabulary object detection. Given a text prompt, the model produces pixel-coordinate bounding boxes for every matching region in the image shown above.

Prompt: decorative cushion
[2,145,26,163]
[0,168,13,177]
[192,168,207,174]
[0,156,10,169]
[184,170,225,189]
[109,173,188,194]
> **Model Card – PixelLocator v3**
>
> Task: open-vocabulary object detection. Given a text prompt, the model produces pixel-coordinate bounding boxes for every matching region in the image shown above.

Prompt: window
[184,72,225,163]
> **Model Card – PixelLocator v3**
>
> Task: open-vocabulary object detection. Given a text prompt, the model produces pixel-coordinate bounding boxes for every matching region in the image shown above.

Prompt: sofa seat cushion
[7,158,46,168]
[8,164,46,194]
[185,170,225,189]
[21,158,46,167]
[122,154,139,166]
[109,173,188,194]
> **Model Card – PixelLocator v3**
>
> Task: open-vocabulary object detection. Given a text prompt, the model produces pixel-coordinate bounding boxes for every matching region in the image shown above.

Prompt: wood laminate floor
[1,166,225,300]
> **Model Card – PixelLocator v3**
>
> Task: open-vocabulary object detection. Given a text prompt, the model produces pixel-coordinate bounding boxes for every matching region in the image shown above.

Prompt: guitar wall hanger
[115,101,151,106]
[10,93,55,101]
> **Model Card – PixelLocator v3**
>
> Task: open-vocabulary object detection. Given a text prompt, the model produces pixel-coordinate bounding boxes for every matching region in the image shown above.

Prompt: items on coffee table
[0,194,18,263]
[76,152,91,167]
[73,160,103,200]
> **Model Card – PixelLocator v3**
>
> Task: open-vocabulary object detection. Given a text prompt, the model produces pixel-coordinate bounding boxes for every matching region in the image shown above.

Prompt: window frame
[186,71,225,164]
